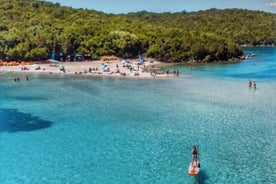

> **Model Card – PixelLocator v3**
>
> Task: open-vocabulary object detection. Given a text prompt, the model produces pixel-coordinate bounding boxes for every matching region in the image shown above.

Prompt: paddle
[197,145,199,161]
[197,145,200,168]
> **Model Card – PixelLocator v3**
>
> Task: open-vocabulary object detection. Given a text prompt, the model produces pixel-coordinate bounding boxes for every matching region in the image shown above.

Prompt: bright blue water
[176,47,276,81]
[0,48,275,184]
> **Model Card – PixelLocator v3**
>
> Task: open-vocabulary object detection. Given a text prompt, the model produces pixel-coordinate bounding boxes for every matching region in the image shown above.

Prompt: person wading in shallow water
[253,81,257,89]
[248,80,252,88]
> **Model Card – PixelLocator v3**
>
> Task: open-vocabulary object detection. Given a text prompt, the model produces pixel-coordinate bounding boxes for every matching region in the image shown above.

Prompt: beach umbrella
[58,65,64,70]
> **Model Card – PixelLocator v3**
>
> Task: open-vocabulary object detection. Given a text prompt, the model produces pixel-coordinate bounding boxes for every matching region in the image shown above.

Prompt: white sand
[0,59,176,78]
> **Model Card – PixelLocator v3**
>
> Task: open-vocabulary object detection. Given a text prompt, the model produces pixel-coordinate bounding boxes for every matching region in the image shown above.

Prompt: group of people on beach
[248,80,256,89]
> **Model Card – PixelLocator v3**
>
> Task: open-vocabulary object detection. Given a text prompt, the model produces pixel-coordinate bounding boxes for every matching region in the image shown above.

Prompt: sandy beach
[0,59,178,78]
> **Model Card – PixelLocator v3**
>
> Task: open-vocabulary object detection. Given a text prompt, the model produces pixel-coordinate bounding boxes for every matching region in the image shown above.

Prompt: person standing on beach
[253,81,256,89]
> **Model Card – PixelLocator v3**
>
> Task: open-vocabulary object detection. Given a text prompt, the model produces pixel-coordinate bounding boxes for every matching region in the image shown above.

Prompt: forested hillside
[126,9,276,46]
[0,0,275,62]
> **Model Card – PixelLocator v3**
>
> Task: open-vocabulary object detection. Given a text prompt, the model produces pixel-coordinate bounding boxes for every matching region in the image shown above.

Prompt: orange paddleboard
[188,160,200,176]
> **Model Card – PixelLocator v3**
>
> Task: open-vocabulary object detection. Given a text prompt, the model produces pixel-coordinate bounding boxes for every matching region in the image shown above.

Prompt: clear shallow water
[0,48,275,184]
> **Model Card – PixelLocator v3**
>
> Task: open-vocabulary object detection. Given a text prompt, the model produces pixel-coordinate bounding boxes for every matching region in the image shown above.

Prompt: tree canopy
[0,0,275,62]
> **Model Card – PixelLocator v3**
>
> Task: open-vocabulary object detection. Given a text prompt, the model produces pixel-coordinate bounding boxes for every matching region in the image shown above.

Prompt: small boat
[188,158,200,176]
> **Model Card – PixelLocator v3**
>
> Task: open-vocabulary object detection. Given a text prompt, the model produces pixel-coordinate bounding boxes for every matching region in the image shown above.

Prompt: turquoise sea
[0,47,275,184]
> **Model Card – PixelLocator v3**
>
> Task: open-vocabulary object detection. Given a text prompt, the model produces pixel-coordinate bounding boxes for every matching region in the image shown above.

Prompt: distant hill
[0,0,275,62]
[126,9,276,46]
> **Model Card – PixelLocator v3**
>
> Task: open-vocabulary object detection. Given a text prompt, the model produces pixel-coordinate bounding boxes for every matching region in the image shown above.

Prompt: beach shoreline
[0,59,178,79]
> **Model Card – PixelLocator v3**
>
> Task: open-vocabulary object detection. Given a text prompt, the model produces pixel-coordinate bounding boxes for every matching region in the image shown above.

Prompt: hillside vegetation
[0,0,275,62]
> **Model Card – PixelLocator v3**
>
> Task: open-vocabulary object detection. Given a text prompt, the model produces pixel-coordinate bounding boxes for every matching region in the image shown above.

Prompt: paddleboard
[188,160,200,176]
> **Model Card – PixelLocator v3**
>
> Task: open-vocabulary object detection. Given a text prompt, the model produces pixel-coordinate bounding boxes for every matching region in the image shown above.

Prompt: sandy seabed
[0,59,177,79]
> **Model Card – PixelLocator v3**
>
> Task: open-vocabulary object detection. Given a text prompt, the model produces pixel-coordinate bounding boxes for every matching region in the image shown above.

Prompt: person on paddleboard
[191,146,198,160]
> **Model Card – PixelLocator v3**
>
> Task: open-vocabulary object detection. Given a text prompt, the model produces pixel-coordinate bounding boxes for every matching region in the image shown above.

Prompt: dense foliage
[126,9,276,46]
[0,0,275,62]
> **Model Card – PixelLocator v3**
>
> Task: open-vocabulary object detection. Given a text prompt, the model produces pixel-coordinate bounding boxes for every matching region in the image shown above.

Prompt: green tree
[25,47,48,60]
